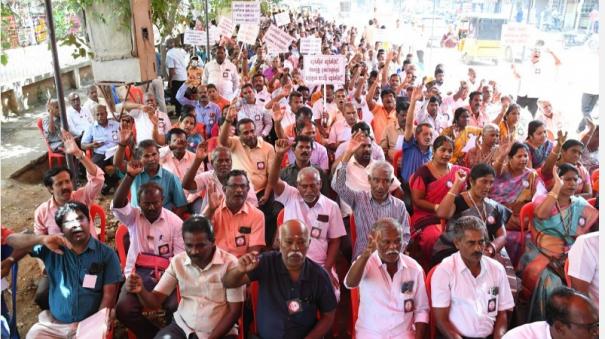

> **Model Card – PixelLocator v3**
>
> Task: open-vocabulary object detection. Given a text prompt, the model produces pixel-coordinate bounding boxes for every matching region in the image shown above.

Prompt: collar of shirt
[183,246,226,270]
[219,199,249,216]
[138,206,168,224]
[277,254,311,281]
[143,167,164,179]
[242,137,264,150]
[453,251,486,278]
[370,194,394,207]
[371,250,407,273]
[294,191,327,210]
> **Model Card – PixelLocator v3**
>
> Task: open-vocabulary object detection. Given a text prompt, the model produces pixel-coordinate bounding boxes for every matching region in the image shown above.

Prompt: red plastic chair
[249,281,260,335]
[115,224,129,272]
[280,153,290,169]
[350,287,360,339]
[392,149,403,177]
[517,202,535,267]
[36,118,64,167]
[564,258,571,287]
[425,264,440,339]
[207,136,219,153]
[277,208,285,226]
[89,204,107,243]
[350,214,357,248]
[587,197,597,207]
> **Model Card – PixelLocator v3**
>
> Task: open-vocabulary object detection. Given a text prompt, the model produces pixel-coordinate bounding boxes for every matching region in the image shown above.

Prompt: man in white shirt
[252,73,271,105]
[166,38,189,116]
[431,216,514,339]
[124,216,245,339]
[345,217,428,339]
[441,81,469,119]
[203,45,239,100]
[311,85,339,137]
[334,122,384,163]
[417,95,449,138]
[237,84,273,138]
[82,85,106,117]
[567,231,599,307]
[66,92,93,137]
[327,102,357,153]
[502,286,598,339]
[127,93,171,143]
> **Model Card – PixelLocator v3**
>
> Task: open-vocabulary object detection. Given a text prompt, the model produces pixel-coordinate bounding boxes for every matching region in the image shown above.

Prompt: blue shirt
[175,83,222,137]
[31,237,122,323]
[81,120,120,155]
[247,251,337,339]
[401,136,432,182]
[130,167,188,210]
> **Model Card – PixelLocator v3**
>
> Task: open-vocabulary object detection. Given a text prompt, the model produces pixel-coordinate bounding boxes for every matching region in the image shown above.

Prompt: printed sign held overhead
[232,1,261,25]
[300,37,321,55]
[237,23,259,45]
[303,55,346,85]
[218,17,234,37]
[263,24,295,54]
[274,12,290,27]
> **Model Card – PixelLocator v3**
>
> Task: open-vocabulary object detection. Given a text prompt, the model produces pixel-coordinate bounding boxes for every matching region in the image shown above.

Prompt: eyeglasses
[567,320,599,332]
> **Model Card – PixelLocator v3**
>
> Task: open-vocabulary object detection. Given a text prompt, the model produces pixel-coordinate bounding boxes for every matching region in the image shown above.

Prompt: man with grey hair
[431,216,514,339]
[268,139,346,293]
[125,92,171,143]
[181,145,258,214]
[333,131,410,260]
[81,104,120,193]
[66,92,93,137]
[345,217,429,338]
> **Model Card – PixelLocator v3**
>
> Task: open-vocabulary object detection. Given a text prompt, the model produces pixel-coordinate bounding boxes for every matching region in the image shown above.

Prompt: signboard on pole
[184,29,206,45]
[303,55,346,85]
[218,16,234,37]
[232,1,260,25]
[501,23,535,45]
[300,37,321,55]
[263,24,294,53]
[274,12,290,27]
[237,23,259,45]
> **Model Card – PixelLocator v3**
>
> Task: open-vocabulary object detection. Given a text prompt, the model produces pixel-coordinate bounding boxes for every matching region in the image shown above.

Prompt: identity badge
[158,244,170,255]
[487,298,497,313]
[287,298,303,315]
[235,235,246,247]
[401,280,414,294]
[310,227,321,239]
[404,299,415,313]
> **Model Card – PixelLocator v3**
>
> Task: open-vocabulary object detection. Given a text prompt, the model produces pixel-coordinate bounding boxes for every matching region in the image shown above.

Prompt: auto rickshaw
[457,13,508,64]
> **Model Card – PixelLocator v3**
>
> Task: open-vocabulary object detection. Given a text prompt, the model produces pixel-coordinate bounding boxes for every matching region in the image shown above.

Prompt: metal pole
[205,0,210,62]
[43,0,76,177]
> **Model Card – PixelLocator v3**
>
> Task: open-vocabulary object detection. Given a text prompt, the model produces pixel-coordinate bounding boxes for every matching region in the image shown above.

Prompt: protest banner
[263,24,294,53]
[300,37,321,55]
[184,29,206,45]
[232,1,260,25]
[218,16,234,37]
[237,23,259,45]
[274,12,290,26]
[501,23,535,46]
[303,55,346,85]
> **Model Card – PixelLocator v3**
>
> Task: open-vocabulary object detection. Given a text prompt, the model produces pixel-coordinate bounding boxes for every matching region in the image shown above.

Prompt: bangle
[447,192,457,198]
[118,143,127,148]
[75,151,85,160]
[547,192,558,200]
[434,204,440,212]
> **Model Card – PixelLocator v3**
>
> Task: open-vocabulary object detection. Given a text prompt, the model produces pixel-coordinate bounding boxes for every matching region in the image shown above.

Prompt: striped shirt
[333,162,411,259]
[237,102,273,137]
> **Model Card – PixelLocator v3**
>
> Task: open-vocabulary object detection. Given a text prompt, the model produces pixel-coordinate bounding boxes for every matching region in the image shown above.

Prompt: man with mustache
[345,218,429,339]
[401,84,434,181]
[278,135,331,195]
[237,83,273,138]
[203,45,239,101]
[327,101,358,152]
[111,160,185,338]
[467,91,489,127]
[175,83,221,139]
[431,216,514,339]
[222,220,337,339]
[202,170,265,258]
[9,202,122,338]
[124,93,172,143]
[268,139,346,294]
[124,216,245,339]
[34,131,105,309]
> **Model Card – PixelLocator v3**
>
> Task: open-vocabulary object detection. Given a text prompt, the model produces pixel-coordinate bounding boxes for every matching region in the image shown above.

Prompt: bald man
[222,220,337,339]
[502,286,598,339]
[268,139,346,292]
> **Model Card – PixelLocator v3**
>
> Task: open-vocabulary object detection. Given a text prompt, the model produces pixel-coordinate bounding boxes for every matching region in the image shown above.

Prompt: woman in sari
[440,107,482,165]
[409,135,469,269]
[518,164,598,322]
[525,120,554,169]
[497,103,523,142]
[463,123,499,169]
[490,141,546,265]
[541,133,593,199]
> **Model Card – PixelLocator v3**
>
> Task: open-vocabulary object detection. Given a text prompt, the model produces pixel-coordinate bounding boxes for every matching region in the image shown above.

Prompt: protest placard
[184,29,206,45]
[300,37,321,55]
[232,1,260,25]
[274,12,290,26]
[237,23,259,45]
[218,16,234,37]
[263,24,294,53]
[303,55,346,85]
[501,23,535,45]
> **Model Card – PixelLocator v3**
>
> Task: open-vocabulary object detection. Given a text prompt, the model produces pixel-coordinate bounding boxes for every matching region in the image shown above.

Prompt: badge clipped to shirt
[235,235,247,247]
[83,274,97,289]
[487,215,496,225]
[446,180,453,188]
[222,71,229,78]
[257,161,266,170]
[579,217,586,226]
[489,286,499,296]
[401,280,414,294]
[158,244,170,256]
[310,227,322,239]
[254,114,261,121]
[404,299,415,313]
[287,298,303,315]
[487,298,497,313]
[522,180,530,188]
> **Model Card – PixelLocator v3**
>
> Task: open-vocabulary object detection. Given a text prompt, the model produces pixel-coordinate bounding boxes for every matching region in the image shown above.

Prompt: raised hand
[126,159,144,177]
[226,103,238,123]
[195,141,208,160]
[118,125,132,144]
[552,166,563,193]
[61,130,82,156]
[556,130,568,147]
[363,232,377,257]
[41,234,73,255]
[346,130,366,154]
[125,272,143,294]
[149,114,159,127]
[410,83,423,102]
[274,138,291,155]
[272,103,284,122]
[497,137,512,159]
[142,105,155,115]
[206,181,224,212]
[453,169,467,189]
[236,251,260,273]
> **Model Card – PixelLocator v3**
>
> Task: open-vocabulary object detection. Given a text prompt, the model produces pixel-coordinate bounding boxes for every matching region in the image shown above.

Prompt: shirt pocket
[206,282,227,303]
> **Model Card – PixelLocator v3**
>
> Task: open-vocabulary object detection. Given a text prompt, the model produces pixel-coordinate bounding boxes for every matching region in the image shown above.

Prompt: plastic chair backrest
[115,224,129,272]
[277,208,285,226]
[350,287,360,339]
[350,214,357,247]
[426,264,439,339]
[281,153,290,169]
[37,118,64,167]
[207,136,219,153]
[89,204,107,243]
[250,281,260,335]
[588,198,597,207]
[519,202,535,252]
[564,258,571,287]
[393,149,403,177]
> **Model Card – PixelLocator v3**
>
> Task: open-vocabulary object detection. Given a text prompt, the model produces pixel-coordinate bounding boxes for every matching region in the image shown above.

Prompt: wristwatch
[75,151,85,160]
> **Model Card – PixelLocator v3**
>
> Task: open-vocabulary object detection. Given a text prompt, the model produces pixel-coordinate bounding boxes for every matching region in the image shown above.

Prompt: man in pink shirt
[111,159,184,338]
[467,91,489,127]
[33,131,105,310]
[159,128,199,209]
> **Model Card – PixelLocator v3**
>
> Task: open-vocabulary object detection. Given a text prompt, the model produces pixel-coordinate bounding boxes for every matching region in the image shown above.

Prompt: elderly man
[66,92,93,137]
[203,45,239,100]
[41,98,66,152]
[431,216,514,339]
[222,220,337,339]
[237,84,273,138]
[502,286,598,339]
[9,202,121,339]
[124,216,245,339]
[401,85,434,181]
[203,170,265,258]
[333,131,409,260]
[268,139,346,292]
[327,102,359,152]
[345,218,429,339]
[112,160,184,339]
[125,93,172,143]
[81,104,120,194]
[175,83,222,139]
